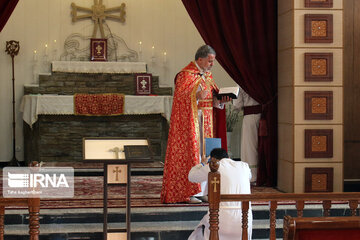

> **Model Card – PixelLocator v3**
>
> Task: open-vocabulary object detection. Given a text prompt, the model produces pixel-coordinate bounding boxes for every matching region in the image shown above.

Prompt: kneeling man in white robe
[187,148,253,240]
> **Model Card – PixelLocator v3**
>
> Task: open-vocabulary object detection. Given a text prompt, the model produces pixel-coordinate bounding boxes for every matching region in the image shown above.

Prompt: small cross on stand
[109,147,121,159]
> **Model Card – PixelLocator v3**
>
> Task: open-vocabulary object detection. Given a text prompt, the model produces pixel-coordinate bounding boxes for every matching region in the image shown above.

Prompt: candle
[33,50,37,61]
[139,41,142,52]
[151,45,155,57]
[163,51,167,63]
[45,44,48,55]
[52,40,58,61]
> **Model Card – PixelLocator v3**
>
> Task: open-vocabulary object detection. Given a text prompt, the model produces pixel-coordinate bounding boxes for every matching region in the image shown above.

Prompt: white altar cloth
[51,61,147,73]
[20,94,173,127]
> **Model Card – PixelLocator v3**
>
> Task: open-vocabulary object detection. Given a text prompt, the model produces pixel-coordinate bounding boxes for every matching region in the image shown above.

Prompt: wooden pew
[207,158,360,240]
[0,198,40,240]
[283,216,360,240]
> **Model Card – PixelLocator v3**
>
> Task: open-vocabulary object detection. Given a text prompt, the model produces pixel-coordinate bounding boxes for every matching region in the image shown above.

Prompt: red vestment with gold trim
[160,61,219,203]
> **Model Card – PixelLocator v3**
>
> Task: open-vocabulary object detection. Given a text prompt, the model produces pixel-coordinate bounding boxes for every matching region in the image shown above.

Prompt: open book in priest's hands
[215,86,239,100]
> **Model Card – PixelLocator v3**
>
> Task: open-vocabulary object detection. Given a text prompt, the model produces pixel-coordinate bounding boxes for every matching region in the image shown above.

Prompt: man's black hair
[210,148,229,160]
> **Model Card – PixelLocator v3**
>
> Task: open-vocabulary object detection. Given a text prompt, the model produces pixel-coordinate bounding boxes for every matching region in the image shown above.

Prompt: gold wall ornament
[71,0,126,38]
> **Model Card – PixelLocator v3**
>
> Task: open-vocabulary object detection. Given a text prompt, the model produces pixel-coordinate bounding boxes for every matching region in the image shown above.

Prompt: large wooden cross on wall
[71,0,126,38]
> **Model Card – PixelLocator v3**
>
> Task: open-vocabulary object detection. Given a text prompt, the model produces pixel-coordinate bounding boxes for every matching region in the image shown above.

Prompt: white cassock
[187,158,253,240]
[232,86,261,183]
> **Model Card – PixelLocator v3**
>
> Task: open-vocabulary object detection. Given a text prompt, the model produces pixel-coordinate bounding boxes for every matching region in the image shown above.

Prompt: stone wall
[24,72,172,95]
[24,114,168,163]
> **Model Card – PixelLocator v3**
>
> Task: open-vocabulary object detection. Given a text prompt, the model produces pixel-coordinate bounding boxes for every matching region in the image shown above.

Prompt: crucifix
[112,166,121,182]
[109,147,121,159]
[71,0,126,38]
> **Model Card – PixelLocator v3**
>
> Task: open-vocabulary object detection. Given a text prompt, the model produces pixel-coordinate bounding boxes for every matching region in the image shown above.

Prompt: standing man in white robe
[233,86,261,184]
[187,148,252,240]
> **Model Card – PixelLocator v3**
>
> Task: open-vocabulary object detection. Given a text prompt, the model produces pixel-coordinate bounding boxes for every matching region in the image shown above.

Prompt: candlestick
[151,45,155,57]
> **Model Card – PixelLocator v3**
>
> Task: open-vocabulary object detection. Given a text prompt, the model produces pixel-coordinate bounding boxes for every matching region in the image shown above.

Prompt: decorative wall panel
[305,91,333,120]
[305,53,333,82]
[305,14,333,43]
[305,167,333,192]
[305,129,333,158]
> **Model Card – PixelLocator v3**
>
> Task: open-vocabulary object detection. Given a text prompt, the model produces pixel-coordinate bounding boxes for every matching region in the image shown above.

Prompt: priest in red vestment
[161,45,229,204]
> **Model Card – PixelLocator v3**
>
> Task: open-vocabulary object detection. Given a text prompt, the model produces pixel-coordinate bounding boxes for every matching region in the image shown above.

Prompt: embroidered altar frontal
[74,93,124,116]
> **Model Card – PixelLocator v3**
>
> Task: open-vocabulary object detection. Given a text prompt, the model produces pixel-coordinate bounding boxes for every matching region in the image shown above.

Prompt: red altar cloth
[74,93,124,116]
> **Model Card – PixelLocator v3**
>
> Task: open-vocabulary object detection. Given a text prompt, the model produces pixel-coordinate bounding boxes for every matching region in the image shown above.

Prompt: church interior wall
[0,0,234,162]
[277,159,294,192]
[344,0,360,180]
[278,11,294,50]
[277,0,345,192]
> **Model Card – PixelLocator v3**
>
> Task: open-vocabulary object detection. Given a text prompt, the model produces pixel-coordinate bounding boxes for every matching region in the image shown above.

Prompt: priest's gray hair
[195,45,216,60]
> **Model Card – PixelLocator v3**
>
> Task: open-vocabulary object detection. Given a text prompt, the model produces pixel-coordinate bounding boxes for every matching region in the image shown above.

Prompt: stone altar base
[24,114,169,164]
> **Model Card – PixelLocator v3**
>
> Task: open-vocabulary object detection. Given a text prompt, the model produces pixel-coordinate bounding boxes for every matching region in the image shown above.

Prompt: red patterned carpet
[1,161,282,209]
[36,175,281,209]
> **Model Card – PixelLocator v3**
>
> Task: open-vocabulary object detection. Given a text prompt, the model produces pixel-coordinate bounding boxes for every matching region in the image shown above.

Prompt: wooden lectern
[82,137,153,240]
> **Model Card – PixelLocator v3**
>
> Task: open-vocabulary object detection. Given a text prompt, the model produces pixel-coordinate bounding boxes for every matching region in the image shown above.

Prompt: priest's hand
[196,90,209,100]
[201,155,210,165]
[220,95,231,103]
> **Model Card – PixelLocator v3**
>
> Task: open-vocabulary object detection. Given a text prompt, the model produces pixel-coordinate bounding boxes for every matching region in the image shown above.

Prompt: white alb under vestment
[188,158,253,240]
[194,62,224,197]
[232,86,261,183]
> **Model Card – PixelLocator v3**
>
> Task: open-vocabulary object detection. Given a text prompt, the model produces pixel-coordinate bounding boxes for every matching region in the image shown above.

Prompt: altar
[22,61,173,165]
[20,94,173,127]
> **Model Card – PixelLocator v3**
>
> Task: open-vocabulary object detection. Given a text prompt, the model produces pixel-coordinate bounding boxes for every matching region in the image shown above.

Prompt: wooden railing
[0,198,40,240]
[207,159,360,240]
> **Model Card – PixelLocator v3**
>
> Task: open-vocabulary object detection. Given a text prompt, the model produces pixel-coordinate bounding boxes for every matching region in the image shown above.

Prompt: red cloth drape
[182,0,278,186]
[0,0,19,32]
